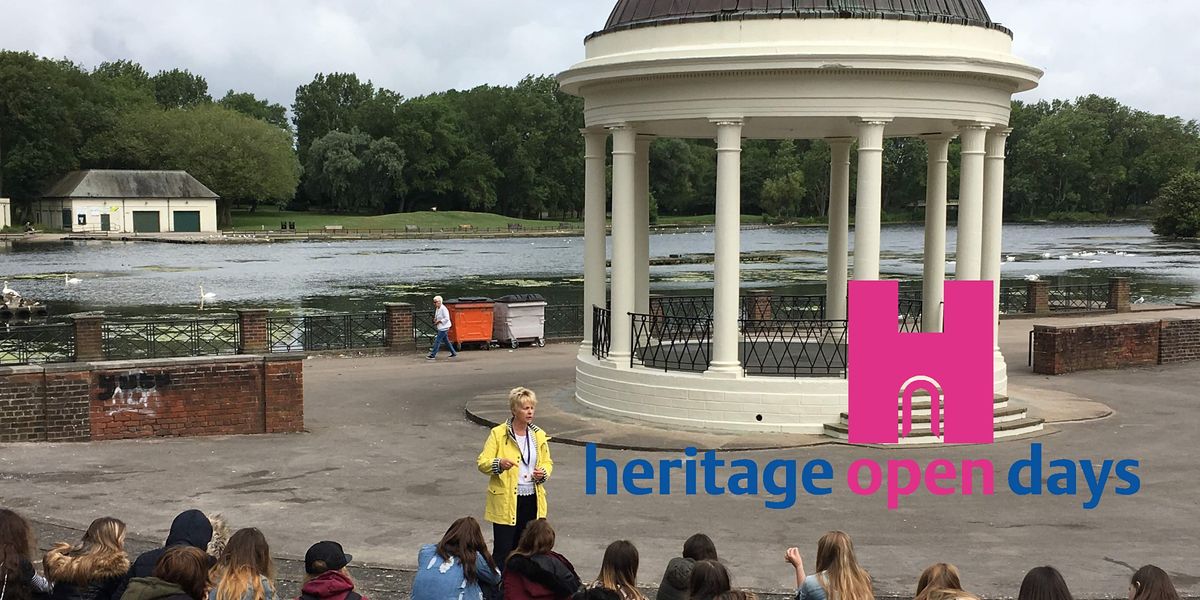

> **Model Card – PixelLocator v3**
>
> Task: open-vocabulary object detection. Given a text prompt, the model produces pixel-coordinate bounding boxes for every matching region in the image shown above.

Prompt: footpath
[3,309,1199,599]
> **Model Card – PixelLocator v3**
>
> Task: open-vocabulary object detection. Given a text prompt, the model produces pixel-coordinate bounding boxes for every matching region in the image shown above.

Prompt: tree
[760,141,807,219]
[152,68,211,109]
[104,104,299,225]
[1151,171,1200,237]
[219,91,289,131]
[303,128,407,214]
[292,73,375,163]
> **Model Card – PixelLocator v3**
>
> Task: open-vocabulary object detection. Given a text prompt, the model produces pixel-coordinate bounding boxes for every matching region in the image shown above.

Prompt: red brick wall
[0,355,303,442]
[1160,318,1200,364]
[1032,322,1161,375]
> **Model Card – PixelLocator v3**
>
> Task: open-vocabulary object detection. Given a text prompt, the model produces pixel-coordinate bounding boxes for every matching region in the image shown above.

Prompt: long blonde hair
[813,531,873,600]
[915,564,977,600]
[211,528,275,600]
[594,541,645,600]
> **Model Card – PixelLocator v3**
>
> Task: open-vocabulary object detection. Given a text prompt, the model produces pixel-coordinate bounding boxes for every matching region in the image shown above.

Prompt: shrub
[1151,171,1200,237]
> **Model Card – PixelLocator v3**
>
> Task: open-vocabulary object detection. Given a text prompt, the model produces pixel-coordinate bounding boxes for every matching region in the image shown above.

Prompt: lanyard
[518,431,531,467]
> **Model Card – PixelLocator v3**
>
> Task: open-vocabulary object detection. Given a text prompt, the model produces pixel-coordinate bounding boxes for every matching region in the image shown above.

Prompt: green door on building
[100,214,111,232]
[173,211,201,232]
[132,211,161,233]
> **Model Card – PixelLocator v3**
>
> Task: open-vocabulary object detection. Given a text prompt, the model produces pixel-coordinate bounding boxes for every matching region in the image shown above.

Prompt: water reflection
[1,223,1196,319]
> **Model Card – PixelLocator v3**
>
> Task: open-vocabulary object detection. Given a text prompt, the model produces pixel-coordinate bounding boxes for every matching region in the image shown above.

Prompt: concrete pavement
[3,310,1199,599]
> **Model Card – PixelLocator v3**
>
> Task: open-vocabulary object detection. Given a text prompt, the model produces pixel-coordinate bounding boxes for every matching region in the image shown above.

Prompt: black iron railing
[771,295,826,320]
[631,313,712,372]
[898,298,923,333]
[1049,284,1109,311]
[545,304,584,340]
[592,306,611,359]
[268,313,387,353]
[1000,286,1029,314]
[103,319,240,360]
[655,295,714,319]
[412,311,438,343]
[0,324,75,365]
[740,319,848,377]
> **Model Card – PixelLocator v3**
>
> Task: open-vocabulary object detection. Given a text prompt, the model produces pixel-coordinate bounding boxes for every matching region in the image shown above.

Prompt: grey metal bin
[493,294,548,348]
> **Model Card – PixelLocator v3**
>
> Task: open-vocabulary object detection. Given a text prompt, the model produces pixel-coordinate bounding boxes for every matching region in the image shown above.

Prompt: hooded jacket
[43,543,130,600]
[118,577,192,600]
[114,510,213,600]
[476,420,553,526]
[500,552,580,600]
[296,571,369,600]
[654,558,694,600]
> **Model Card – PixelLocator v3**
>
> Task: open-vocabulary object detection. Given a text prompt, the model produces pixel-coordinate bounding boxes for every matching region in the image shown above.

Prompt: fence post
[1108,277,1131,313]
[385,303,417,354]
[238,309,270,354]
[1027,280,1050,314]
[746,289,773,321]
[71,313,105,361]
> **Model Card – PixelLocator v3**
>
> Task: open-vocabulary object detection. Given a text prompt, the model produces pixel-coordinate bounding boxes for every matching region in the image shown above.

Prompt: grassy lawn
[655,214,763,225]
[228,210,576,231]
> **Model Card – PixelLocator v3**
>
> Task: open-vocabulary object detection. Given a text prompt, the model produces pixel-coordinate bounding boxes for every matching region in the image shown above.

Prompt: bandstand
[559,0,1044,438]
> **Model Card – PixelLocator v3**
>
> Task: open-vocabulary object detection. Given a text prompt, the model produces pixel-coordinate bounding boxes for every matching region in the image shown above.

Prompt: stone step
[838,405,1026,426]
[823,417,1045,445]
[877,395,1009,416]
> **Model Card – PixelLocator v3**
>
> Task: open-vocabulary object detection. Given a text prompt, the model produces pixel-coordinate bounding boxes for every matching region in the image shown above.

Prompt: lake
[1,223,1197,319]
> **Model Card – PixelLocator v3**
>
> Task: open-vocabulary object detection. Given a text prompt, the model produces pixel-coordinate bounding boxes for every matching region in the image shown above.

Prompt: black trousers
[493,493,538,571]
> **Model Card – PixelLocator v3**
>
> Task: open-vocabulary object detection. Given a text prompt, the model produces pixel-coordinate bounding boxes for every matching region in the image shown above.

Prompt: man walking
[429,295,458,359]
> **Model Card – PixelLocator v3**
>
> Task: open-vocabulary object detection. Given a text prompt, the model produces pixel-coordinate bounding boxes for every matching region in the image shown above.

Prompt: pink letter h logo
[847,280,995,445]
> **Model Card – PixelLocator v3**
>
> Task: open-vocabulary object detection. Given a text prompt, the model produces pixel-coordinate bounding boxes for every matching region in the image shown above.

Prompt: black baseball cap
[305,541,353,574]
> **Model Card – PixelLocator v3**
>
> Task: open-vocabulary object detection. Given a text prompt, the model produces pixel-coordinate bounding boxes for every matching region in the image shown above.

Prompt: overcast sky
[3,0,1198,121]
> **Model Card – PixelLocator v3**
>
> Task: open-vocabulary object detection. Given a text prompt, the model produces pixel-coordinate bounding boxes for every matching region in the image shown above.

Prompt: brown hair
[154,546,211,600]
[812,531,873,600]
[682,534,718,562]
[436,517,496,585]
[914,563,977,600]
[1130,566,1179,600]
[212,528,274,600]
[0,509,37,600]
[511,519,556,559]
[594,540,644,600]
[688,560,731,600]
[714,591,757,600]
[1017,566,1073,600]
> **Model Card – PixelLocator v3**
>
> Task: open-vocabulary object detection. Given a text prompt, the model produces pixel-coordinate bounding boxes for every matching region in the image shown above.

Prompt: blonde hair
[915,563,977,600]
[212,528,275,600]
[813,531,873,600]
[509,387,538,413]
[434,296,443,303]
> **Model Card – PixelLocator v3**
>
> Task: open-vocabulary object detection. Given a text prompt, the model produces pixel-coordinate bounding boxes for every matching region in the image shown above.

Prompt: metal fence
[592,306,611,359]
[655,296,714,320]
[631,313,712,372]
[545,304,583,340]
[0,324,75,365]
[1049,284,1109,311]
[412,311,438,344]
[741,319,848,377]
[268,313,387,353]
[771,295,826,320]
[1000,286,1029,315]
[103,319,240,360]
[898,298,923,333]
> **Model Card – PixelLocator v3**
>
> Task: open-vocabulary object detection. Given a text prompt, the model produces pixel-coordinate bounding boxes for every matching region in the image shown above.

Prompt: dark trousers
[493,493,538,571]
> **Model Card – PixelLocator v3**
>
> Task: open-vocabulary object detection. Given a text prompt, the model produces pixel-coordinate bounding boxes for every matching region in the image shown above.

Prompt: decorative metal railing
[740,319,848,378]
[631,313,712,372]
[1049,284,1109,311]
[898,298,923,333]
[592,306,611,359]
[655,295,714,320]
[412,311,438,343]
[1000,286,1029,315]
[771,295,826,320]
[0,324,75,365]
[267,313,387,353]
[545,304,584,340]
[103,319,240,360]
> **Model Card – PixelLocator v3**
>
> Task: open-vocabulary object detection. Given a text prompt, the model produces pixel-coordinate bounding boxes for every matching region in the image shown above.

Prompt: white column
[707,120,744,377]
[983,127,1012,361]
[580,128,608,354]
[826,140,853,320]
[956,123,990,280]
[853,119,890,280]
[634,136,653,314]
[921,134,954,332]
[608,125,637,365]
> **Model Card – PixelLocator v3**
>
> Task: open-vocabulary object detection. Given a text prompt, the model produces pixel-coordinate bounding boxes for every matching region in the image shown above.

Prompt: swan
[1135,296,1146,304]
[1,281,14,296]
[1006,256,1016,262]
[65,273,81,285]
[1042,252,1052,259]
[1024,274,1040,281]
[199,285,217,310]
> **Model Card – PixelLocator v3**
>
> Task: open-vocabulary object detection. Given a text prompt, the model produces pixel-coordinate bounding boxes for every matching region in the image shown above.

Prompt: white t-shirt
[435,305,452,331]
[515,429,537,496]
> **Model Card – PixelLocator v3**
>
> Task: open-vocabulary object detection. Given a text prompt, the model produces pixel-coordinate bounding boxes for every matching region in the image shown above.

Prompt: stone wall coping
[0,364,49,376]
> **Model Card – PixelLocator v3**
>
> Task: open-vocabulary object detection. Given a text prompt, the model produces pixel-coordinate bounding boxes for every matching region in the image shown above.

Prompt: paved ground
[3,309,1199,599]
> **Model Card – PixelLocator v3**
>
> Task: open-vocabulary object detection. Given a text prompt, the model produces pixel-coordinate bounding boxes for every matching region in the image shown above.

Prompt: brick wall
[1032,321,1161,375]
[1160,318,1200,364]
[0,355,303,443]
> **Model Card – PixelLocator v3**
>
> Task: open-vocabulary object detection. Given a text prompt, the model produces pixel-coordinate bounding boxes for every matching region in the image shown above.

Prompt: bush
[1152,171,1200,237]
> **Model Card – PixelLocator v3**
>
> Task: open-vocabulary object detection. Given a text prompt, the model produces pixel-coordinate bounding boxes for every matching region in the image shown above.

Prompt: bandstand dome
[559,0,1044,440]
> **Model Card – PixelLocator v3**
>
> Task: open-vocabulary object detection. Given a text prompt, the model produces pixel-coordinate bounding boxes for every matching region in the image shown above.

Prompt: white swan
[199,285,217,310]
[1006,255,1016,262]
[1,281,14,296]
[65,273,81,285]
[1024,274,1041,281]
[1042,252,1052,259]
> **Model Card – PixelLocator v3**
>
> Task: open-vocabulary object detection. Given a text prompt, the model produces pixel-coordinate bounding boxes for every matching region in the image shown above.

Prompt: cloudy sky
[3,0,1198,121]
